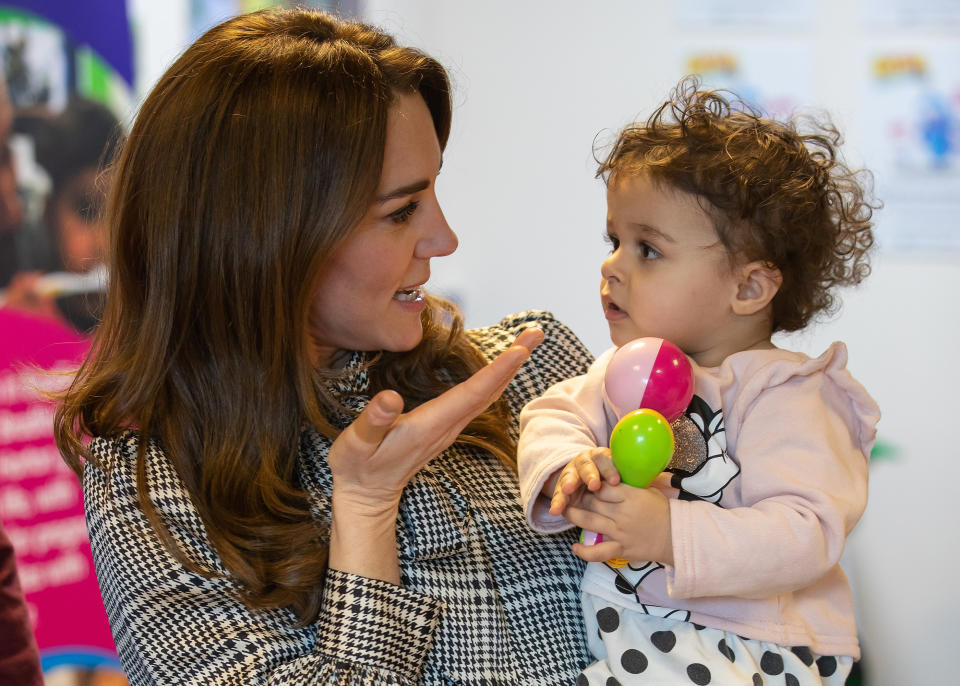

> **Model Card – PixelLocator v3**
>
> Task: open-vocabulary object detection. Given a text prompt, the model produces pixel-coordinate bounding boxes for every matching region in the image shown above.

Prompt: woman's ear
[732,261,782,316]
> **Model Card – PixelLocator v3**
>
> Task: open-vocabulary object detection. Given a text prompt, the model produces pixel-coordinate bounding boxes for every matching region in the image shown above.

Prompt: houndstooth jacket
[84,311,594,685]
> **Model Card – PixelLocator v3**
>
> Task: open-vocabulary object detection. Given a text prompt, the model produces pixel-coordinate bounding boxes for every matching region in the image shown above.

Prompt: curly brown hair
[597,76,879,332]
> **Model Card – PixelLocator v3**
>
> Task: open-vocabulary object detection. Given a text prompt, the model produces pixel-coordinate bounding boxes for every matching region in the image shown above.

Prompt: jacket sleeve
[666,355,878,600]
[0,521,44,686]
[84,438,443,686]
[469,310,594,418]
[516,348,617,534]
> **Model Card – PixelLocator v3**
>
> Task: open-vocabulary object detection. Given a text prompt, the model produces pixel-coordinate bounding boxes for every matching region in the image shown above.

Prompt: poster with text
[0,307,126,684]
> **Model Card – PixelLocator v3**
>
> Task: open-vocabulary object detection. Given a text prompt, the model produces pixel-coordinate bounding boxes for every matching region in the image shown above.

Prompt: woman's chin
[383,324,425,354]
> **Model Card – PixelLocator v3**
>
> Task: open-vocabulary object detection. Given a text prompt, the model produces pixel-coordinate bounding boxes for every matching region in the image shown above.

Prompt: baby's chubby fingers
[557,461,584,495]
[571,540,624,563]
[564,504,614,537]
[548,489,570,516]
[573,451,603,492]
[549,463,580,515]
[593,451,621,486]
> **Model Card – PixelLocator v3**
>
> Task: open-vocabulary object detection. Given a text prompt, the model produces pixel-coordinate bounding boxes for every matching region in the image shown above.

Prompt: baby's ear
[732,261,782,316]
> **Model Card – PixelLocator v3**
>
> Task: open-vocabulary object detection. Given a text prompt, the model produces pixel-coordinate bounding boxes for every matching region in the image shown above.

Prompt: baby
[519,77,881,685]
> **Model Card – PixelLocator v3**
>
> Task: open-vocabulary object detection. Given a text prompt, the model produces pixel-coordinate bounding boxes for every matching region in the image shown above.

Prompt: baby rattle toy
[580,337,694,567]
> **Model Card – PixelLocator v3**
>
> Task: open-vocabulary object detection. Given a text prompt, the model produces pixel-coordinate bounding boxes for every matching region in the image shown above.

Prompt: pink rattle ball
[602,337,694,423]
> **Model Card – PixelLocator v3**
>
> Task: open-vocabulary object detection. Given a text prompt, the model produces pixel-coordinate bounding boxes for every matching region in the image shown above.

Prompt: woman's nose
[417,205,458,259]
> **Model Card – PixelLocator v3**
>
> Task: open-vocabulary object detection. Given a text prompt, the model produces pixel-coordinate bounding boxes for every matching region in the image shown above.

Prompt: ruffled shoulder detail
[722,342,880,461]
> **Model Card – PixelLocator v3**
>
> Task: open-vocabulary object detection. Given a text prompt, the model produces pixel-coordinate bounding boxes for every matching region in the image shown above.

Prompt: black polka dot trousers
[580,594,852,685]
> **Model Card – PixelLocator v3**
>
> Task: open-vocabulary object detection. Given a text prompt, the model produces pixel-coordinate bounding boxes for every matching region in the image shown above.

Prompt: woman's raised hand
[327,327,543,582]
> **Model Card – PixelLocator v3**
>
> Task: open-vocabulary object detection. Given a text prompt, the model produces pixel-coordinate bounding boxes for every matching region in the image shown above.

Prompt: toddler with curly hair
[518,77,881,685]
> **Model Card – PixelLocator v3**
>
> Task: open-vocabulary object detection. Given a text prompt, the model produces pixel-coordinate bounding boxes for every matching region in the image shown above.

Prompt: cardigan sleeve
[467,310,594,418]
[84,436,442,686]
[516,348,617,533]
[0,521,44,686]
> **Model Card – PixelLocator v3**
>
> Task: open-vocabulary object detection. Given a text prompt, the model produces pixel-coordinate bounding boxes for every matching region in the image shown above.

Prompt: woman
[55,8,593,685]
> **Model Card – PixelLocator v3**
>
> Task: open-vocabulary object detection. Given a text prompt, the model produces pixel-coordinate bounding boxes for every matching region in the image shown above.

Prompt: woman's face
[308,92,458,367]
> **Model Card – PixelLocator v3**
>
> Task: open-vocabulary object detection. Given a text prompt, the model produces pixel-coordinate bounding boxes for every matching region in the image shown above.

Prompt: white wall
[361,2,959,684]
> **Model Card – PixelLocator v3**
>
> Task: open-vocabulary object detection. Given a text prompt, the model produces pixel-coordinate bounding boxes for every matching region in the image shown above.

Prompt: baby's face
[600,173,741,365]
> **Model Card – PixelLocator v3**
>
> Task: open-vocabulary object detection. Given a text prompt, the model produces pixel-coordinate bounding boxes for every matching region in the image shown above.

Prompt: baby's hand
[565,483,674,566]
[549,447,620,516]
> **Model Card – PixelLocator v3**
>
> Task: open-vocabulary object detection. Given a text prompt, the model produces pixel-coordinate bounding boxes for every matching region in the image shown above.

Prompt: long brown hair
[55,8,513,625]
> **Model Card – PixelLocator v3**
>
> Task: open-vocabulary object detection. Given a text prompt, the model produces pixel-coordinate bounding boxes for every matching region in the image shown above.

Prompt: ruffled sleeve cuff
[316,570,443,681]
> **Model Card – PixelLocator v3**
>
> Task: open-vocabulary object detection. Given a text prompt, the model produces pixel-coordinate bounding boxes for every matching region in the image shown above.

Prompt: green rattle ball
[609,408,675,488]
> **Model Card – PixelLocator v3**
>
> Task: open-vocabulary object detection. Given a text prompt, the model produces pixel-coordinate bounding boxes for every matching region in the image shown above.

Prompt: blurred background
[0,1,957,684]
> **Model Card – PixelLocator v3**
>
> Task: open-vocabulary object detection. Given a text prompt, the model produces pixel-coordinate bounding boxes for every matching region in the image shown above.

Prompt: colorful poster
[0,307,125,684]
[860,44,960,250]
[676,42,817,122]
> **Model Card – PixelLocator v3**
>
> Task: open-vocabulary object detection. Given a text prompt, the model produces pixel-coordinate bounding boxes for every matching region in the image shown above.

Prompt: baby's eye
[388,201,419,224]
[640,242,662,259]
[603,233,620,252]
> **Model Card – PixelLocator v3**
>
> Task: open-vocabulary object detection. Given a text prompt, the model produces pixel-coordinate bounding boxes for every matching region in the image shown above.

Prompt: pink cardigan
[518,342,879,659]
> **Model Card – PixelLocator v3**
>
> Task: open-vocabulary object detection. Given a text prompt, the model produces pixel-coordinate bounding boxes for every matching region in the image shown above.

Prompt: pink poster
[0,308,126,683]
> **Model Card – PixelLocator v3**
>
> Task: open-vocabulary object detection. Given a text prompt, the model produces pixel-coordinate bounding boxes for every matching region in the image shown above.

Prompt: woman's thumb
[349,390,403,446]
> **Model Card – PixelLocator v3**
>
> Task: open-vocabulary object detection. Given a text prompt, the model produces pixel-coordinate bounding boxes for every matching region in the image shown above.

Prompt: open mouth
[607,301,625,314]
[394,287,425,303]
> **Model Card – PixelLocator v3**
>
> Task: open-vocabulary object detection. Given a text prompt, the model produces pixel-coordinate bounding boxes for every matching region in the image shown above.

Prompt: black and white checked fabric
[84,311,594,685]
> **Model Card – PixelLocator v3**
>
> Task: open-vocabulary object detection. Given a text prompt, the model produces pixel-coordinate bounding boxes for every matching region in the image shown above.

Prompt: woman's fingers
[331,327,543,501]
[415,327,543,430]
[349,390,404,445]
[512,326,546,353]
[328,391,403,476]
[475,327,544,402]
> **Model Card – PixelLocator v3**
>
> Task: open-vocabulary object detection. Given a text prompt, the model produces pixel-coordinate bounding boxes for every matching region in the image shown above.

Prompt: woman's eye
[603,233,620,251]
[388,201,419,224]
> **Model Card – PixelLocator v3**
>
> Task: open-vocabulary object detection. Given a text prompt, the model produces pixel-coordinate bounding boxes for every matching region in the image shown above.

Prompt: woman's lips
[393,287,425,303]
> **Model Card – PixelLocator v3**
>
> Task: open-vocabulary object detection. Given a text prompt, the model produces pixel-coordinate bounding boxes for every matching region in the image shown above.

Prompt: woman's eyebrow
[377,179,430,203]
[376,158,442,203]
